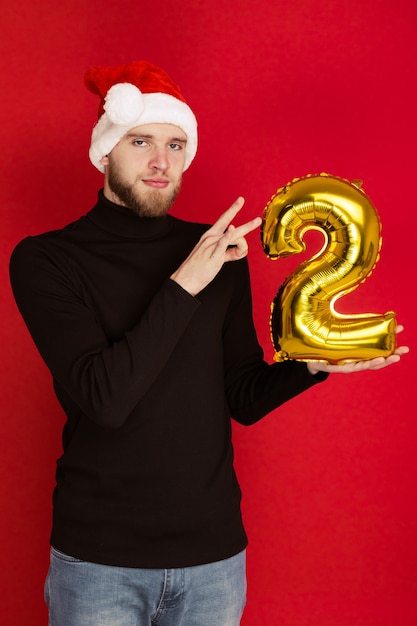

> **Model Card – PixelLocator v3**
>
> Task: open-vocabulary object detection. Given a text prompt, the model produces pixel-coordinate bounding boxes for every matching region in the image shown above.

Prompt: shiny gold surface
[261,173,396,364]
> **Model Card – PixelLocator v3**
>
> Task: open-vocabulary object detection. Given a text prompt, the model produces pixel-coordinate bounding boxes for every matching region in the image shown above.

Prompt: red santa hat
[85,61,198,172]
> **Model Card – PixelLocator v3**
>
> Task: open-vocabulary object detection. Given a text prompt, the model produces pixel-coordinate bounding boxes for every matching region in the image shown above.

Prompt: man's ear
[100,155,109,168]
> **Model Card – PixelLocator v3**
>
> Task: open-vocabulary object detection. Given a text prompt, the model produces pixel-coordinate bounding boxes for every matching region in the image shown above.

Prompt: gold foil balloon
[261,173,397,364]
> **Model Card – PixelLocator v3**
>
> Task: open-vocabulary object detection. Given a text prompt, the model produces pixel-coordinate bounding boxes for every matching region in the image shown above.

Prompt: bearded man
[10,61,408,626]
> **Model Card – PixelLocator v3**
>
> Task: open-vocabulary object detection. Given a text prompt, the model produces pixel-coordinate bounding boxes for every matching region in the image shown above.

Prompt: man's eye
[133,140,147,147]
[169,143,182,150]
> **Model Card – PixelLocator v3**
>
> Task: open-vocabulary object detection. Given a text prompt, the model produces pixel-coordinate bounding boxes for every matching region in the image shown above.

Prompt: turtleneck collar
[87,190,174,240]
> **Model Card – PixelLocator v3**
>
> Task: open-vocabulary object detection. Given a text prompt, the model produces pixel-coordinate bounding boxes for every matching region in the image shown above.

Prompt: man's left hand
[307,325,409,375]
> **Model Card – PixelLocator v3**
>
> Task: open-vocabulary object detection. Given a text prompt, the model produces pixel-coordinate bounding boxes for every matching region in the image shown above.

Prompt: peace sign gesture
[171,197,261,296]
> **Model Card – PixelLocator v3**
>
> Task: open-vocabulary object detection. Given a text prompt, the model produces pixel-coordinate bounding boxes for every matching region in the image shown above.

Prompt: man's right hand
[170,197,262,296]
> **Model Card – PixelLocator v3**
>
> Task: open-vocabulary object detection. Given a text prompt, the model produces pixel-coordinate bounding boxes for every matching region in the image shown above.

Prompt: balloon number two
[261,173,396,364]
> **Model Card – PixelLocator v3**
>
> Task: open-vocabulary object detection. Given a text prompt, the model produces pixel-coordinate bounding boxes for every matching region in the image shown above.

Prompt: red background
[2,1,416,624]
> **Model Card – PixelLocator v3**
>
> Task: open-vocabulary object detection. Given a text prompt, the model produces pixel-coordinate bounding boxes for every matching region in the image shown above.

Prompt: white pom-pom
[104,83,144,125]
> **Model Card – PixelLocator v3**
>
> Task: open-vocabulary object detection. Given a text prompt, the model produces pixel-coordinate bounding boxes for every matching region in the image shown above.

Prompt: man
[9,61,408,626]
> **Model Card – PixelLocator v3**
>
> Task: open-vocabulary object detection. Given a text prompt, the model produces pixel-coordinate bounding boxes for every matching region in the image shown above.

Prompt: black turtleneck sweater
[9,191,325,568]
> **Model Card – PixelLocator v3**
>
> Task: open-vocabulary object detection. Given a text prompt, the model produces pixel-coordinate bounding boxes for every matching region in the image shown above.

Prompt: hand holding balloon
[261,173,400,364]
[307,325,409,374]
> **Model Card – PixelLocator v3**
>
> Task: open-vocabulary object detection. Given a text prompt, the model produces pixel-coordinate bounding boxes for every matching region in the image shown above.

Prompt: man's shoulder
[10,214,91,268]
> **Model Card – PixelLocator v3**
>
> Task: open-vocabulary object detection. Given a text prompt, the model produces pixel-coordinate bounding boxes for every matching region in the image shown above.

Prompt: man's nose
[149,147,169,171]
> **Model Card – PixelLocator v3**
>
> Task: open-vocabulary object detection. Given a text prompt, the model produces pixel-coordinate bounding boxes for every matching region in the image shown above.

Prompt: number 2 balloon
[261,173,397,364]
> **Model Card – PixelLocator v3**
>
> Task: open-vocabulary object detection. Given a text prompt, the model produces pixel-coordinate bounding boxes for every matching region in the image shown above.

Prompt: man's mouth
[142,178,170,189]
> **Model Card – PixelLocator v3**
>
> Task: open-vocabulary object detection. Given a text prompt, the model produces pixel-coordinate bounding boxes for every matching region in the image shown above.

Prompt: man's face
[100,123,187,217]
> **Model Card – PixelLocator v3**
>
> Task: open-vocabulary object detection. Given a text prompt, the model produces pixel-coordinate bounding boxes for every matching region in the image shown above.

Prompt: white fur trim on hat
[89,86,198,173]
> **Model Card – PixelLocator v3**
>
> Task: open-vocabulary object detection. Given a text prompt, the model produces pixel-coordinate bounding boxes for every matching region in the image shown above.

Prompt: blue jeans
[45,547,246,625]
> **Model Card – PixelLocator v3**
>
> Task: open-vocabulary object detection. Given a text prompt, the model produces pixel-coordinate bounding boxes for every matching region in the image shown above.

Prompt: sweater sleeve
[9,236,200,429]
[222,258,327,425]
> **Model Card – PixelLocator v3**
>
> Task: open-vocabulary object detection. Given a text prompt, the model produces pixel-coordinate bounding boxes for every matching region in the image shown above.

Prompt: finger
[394,345,409,356]
[313,356,386,374]
[395,325,404,334]
[367,356,397,370]
[219,218,262,251]
[334,359,385,373]
[214,219,261,263]
[224,236,249,261]
[209,197,246,235]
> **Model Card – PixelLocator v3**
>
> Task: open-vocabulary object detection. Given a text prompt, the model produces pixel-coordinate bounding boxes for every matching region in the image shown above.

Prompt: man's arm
[9,237,201,430]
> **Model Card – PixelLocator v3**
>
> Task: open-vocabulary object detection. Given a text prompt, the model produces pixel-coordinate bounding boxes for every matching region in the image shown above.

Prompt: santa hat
[84,61,198,172]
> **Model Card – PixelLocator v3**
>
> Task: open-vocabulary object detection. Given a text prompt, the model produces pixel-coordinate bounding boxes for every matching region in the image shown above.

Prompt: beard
[107,159,181,218]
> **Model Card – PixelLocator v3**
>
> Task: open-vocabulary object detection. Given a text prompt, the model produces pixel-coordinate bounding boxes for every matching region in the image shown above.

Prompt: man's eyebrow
[125,132,187,143]
[170,136,187,144]
[125,132,152,140]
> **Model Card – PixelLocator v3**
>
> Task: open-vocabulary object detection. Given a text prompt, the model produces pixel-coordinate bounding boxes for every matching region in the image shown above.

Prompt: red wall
[2,1,416,624]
